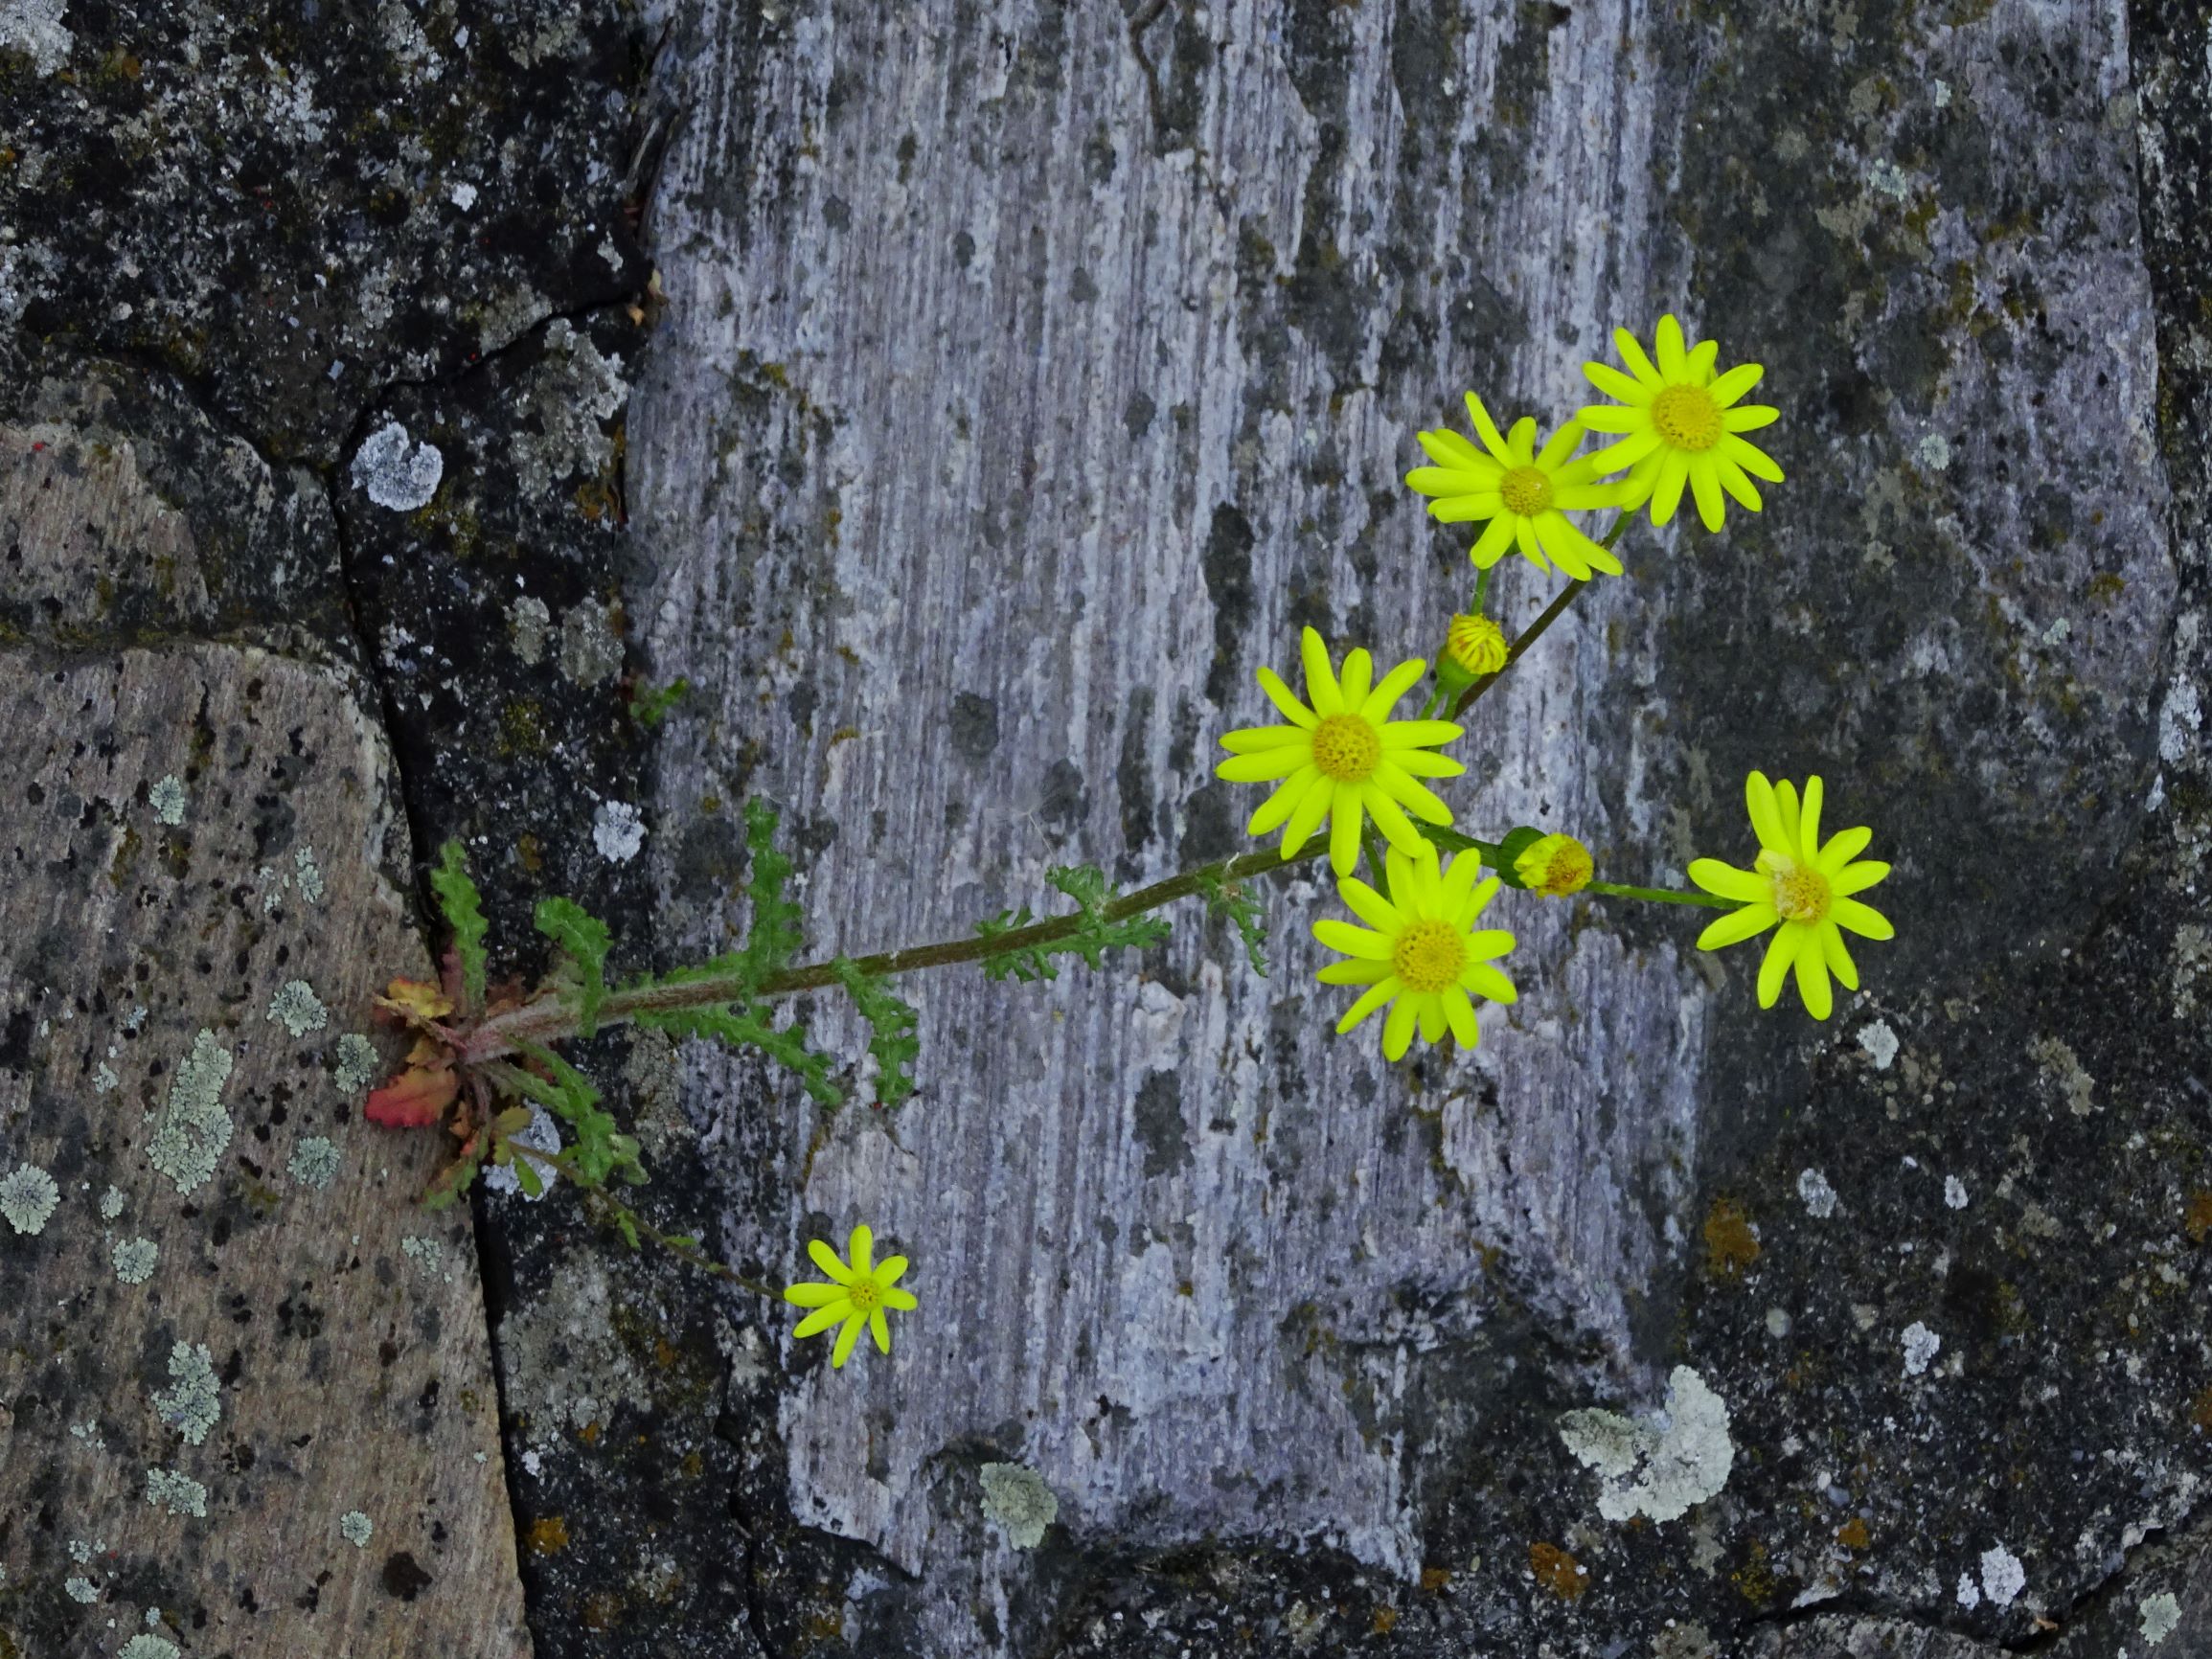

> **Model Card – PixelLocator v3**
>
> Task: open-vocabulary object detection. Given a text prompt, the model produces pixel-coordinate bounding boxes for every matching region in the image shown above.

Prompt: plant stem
[1448,512,1630,720]
[1585,880,1732,909]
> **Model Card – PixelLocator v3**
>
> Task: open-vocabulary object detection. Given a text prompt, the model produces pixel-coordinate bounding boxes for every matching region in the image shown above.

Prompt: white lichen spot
[0,1163,60,1234]
[449,180,478,211]
[151,1341,220,1445]
[149,1030,233,1195]
[508,594,552,665]
[65,1576,98,1603]
[1956,1572,1981,1608]
[1857,1020,1899,1070]
[70,1419,104,1449]
[1764,1307,1791,1338]
[513,318,628,495]
[120,1635,181,1659]
[482,1103,560,1201]
[0,0,75,76]
[112,1237,158,1285]
[144,1467,207,1518]
[521,1448,542,1477]
[333,1033,378,1096]
[1901,1322,1941,1377]
[148,774,187,826]
[287,1135,342,1191]
[351,420,444,511]
[1867,159,1911,201]
[1915,433,1950,472]
[99,1185,125,1220]
[978,1462,1059,1548]
[401,1235,446,1281]
[2160,675,2201,765]
[592,799,646,864]
[339,1509,374,1548]
[1559,1366,1735,1524]
[292,845,326,906]
[1796,1169,1838,1220]
[267,979,329,1037]
[94,1061,119,1094]
[558,599,625,688]
[1944,1176,1968,1210]
[2028,1034,2096,1117]
[2141,1589,2181,1645]
[1979,1543,2025,1607]
[67,1538,95,1562]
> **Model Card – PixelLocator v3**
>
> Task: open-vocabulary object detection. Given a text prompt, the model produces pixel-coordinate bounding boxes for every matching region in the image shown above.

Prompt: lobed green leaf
[429,840,490,1007]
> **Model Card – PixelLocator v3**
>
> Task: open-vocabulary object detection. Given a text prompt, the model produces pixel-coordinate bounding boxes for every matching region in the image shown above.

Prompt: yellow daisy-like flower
[783,1224,919,1369]
[1217,626,1466,877]
[1575,315,1783,533]
[1312,840,1517,1060]
[1404,395,1625,580]
[1688,772,1894,1020]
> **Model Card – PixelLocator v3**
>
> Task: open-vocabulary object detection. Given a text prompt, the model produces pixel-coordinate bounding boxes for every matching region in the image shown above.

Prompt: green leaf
[1045,864,1171,970]
[615,1209,641,1249]
[975,905,1057,983]
[429,840,490,1007]
[510,1041,649,1190]
[633,1004,844,1108]
[513,1155,544,1199]
[832,957,922,1105]
[741,799,804,980]
[1196,871,1269,977]
[534,896,613,1037]
[629,676,691,728]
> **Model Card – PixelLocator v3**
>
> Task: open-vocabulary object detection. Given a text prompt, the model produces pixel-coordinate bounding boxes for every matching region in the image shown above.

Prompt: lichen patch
[148,1030,234,1195]
[1560,1367,1736,1524]
[352,420,445,511]
[267,979,329,1037]
[148,773,187,826]
[0,1162,60,1233]
[145,1467,208,1518]
[113,1237,159,1284]
[333,1033,378,1096]
[978,1462,1059,1548]
[340,1509,374,1548]
[151,1340,221,1445]
[287,1135,342,1190]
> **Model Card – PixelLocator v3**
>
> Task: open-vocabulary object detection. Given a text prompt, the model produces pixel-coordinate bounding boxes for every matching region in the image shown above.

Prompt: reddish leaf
[375,977,454,1028]
[365,1064,459,1128]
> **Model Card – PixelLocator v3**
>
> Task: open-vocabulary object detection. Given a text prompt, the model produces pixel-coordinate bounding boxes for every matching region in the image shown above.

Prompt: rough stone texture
[0,0,653,463]
[625,0,2210,1652]
[0,645,527,1657]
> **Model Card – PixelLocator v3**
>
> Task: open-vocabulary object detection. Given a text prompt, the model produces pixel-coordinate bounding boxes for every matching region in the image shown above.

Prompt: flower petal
[1793,942,1834,1019]
[1582,363,1652,407]
[1722,404,1781,433]
[1388,750,1464,778]
[808,1239,855,1284]
[1611,328,1664,388]
[1382,998,1420,1060]
[1506,416,1539,465]
[1416,428,1488,467]
[1300,627,1342,715]
[1686,338,1720,383]
[793,1303,851,1338]
[1650,449,1691,526]
[1364,785,1429,852]
[1698,901,1778,950]
[1430,495,1506,524]
[1380,719,1465,750]
[1338,875,1402,932]
[1815,826,1874,874]
[1537,420,1586,468]
[1464,962,1517,1004]
[1315,919,1395,960]
[1745,771,1787,854]
[1318,958,1392,985]
[883,1287,920,1311]
[1708,362,1764,407]
[1469,513,1517,567]
[1654,314,1688,378]
[1249,766,1323,836]
[1820,922,1859,991]
[1757,923,1803,1009]
[1719,432,1784,481]
[1444,987,1482,1047]
[1363,657,1429,717]
[1587,428,1662,475]
[1338,648,1374,711]
[831,1313,863,1368]
[1832,859,1891,898]
[1279,774,1337,859]
[1465,392,1515,466]
[870,1308,892,1353]
[1688,456,1726,532]
[1417,996,1448,1044]
[784,1282,848,1307]
[1256,667,1318,728]
[1219,746,1311,783]
[849,1224,874,1274]
[1713,454,1764,512]
[1689,858,1765,901]
[1220,725,1311,754]
[1335,980,1399,1032]
[877,1257,909,1287]
[1372,763,1452,827]
[1329,795,1365,875]
[1797,775,1824,862]
[1576,402,1649,434]
[1772,779,1803,852]
[1830,896,1894,938]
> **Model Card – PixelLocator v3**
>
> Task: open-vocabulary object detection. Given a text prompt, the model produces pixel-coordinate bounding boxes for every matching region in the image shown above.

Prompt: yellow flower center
[1759,851,1831,924]
[1311,713,1381,782]
[846,1276,883,1312]
[1500,465,1554,516]
[1392,920,1467,993]
[1650,384,1722,452]
[1445,612,1509,676]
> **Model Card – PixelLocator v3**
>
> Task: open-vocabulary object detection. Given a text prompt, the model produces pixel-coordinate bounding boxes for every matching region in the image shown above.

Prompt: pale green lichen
[148,774,187,826]
[400,1235,446,1281]
[978,1462,1059,1548]
[339,1509,374,1548]
[151,1341,220,1445]
[70,1420,104,1449]
[267,979,329,1037]
[100,1185,125,1220]
[333,1033,378,1095]
[1560,1366,1735,1524]
[287,1135,341,1190]
[0,1163,60,1234]
[65,1575,98,1603]
[94,1061,120,1093]
[145,1467,208,1518]
[121,1636,181,1659]
[293,845,326,905]
[148,1030,233,1195]
[112,1237,158,1284]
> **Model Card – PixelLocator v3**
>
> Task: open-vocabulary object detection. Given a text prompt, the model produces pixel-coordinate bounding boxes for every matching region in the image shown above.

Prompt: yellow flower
[784,1224,918,1369]
[1444,612,1510,678]
[1575,315,1783,533]
[1313,841,1516,1060]
[1688,772,1894,1020]
[1514,832,1592,898]
[1405,395,1626,580]
[1218,627,1466,877]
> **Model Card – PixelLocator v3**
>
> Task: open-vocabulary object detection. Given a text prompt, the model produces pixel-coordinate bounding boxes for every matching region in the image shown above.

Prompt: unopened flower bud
[1514,832,1592,898]
[1445,612,1510,678]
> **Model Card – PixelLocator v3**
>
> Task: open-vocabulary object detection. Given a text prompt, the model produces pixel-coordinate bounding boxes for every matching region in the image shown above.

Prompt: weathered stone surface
[0,0,652,462]
[620,0,2208,1651]
[0,645,527,1657]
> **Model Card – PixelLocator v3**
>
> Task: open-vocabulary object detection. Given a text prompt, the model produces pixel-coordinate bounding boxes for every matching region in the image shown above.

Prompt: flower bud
[1446,612,1510,677]
[1513,832,1592,898]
